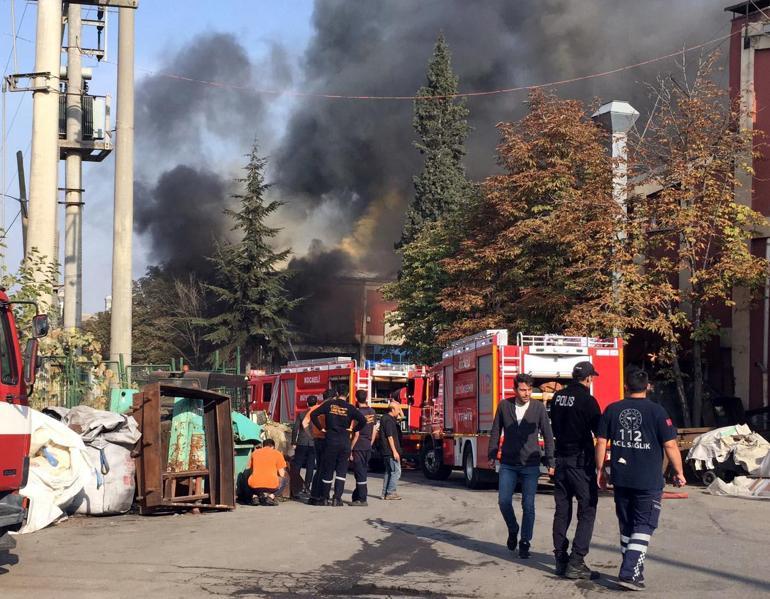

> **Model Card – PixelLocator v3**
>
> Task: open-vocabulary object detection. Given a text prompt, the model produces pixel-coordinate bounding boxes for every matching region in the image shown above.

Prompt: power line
[0,207,21,239]
[103,28,741,102]
[2,0,29,76]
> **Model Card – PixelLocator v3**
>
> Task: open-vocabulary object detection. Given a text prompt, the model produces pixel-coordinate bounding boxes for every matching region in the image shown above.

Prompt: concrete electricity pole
[63,3,84,330]
[25,0,62,310]
[109,6,135,368]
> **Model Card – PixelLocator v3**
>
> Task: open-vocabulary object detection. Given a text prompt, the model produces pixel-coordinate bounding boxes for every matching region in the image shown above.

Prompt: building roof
[725,0,770,15]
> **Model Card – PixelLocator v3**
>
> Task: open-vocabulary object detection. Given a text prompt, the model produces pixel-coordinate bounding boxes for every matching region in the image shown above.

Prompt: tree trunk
[691,302,704,427]
[670,342,692,427]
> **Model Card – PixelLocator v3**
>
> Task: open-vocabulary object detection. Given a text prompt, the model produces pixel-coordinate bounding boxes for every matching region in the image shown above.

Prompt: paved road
[1,471,768,598]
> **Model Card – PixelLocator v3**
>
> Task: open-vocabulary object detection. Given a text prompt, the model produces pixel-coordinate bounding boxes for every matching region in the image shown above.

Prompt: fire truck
[0,292,49,550]
[415,330,623,488]
[249,357,427,456]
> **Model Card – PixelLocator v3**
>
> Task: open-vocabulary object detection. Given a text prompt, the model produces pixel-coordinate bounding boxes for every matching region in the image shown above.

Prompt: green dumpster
[232,411,262,482]
[109,388,138,414]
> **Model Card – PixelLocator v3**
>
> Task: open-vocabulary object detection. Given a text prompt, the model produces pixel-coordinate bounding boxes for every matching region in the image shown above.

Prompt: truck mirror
[23,338,39,389]
[32,314,50,338]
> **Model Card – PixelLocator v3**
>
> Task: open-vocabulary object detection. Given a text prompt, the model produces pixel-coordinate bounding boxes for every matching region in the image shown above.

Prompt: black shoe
[565,557,593,580]
[330,499,344,507]
[518,541,531,559]
[555,560,569,577]
[350,500,368,506]
[617,577,645,591]
[506,531,518,552]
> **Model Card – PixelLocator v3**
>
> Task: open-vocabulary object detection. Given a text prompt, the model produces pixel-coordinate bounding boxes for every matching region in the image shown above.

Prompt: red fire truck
[249,357,427,456]
[415,330,623,488]
[0,292,49,550]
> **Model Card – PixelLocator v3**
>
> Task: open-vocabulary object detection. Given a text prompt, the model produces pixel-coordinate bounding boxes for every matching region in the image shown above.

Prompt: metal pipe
[762,237,770,418]
[110,7,135,367]
[63,3,83,330]
[25,0,62,310]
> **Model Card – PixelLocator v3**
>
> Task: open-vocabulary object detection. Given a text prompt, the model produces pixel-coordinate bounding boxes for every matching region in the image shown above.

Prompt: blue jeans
[383,457,401,496]
[498,464,540,542]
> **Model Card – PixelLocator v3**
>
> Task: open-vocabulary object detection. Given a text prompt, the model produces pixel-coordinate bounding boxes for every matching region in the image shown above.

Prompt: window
[0,309,18,385]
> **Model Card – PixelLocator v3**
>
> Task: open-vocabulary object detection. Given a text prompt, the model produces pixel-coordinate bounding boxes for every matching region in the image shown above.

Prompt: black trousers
[351,449,371,502]
[320,441,351,502]
[310,438,327,500]
[293,445,315,492]
[552,454,598,560]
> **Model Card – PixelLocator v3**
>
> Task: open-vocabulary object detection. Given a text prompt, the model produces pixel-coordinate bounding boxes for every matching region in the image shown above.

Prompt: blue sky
[1,0,315,313]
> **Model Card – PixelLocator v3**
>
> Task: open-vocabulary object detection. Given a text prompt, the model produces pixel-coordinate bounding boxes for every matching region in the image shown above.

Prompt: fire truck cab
[0,292,49,550]
[417,330,623,488]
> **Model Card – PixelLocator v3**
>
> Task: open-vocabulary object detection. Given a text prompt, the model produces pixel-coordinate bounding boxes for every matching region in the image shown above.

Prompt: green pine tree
[204,144,297,369]
[385,35,474,363]
[401,33,471,245]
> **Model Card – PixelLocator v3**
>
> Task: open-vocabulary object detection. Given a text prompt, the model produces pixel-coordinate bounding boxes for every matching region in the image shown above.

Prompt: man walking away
[550,361,602,578]
[488,373,554,559]
[292,395,318,497]
[311,389,367,506]
[380,398,404,500]
[596,369,686,591]
[350,390,376,506]
[305,389,334,505]
[245,439,287,506]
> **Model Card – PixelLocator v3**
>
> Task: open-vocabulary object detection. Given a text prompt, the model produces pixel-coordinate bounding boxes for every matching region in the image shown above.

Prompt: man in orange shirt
[246,439,288,506]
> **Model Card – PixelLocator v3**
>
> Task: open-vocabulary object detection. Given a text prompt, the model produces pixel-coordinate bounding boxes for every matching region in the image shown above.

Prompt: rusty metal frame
[131,383,235,514]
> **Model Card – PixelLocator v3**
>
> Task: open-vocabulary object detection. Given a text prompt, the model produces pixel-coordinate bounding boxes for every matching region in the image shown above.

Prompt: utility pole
[63,3,84,330]
[109,6,135,368]
[25,0,62,311]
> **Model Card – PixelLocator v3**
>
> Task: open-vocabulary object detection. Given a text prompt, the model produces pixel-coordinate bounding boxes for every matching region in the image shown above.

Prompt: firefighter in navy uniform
[549,361,602,579]
[304,388,334,505]
[311,388,367,506]
[350,389,376,506]
[595,369,686,592]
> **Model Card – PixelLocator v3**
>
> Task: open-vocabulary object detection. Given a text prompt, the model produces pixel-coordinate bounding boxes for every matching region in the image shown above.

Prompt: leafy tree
[204,144,297,369]
[630,54,767,426]
[385,35,474,362]
[441,90,636,345]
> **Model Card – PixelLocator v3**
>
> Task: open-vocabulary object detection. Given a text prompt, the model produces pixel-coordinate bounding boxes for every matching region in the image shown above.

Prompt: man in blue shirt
[595,369,686,591]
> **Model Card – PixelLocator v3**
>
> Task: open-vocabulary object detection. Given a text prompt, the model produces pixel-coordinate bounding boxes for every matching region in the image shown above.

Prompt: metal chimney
[592,101,639,213]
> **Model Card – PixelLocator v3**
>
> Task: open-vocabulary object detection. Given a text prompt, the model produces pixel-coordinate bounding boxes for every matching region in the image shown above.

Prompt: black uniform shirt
[598,397,677,490]
[311,398,367,445]
[550,382,602,459]
[353,406,376,451]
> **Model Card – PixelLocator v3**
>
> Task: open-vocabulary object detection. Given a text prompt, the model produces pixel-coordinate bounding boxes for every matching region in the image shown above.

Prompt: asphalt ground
[1,470,769,598]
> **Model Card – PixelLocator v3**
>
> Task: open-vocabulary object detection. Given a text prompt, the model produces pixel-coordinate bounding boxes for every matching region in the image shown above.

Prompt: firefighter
[488,373,554,559]
[305,388,334,505]
[350,389,376,506]
[549,361,602,579]
[595,369,686,591]
[292,395,318,497]
[311,388,367,506]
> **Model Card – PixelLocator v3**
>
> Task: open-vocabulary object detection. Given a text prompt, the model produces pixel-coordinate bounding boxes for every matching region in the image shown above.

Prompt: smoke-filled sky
[1,0,732,312]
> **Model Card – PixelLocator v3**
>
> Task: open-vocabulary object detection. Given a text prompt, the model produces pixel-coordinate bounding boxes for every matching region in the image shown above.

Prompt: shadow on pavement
[372,518,557,576]
[591,541,770,592]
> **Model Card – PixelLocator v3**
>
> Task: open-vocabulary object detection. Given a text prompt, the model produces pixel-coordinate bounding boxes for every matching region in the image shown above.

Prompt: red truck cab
[0,291,48,550]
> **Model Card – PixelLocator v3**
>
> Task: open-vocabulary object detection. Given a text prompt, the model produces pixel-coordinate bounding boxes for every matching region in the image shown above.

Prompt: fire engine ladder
[355,369,370,395]
[500,350,521,399]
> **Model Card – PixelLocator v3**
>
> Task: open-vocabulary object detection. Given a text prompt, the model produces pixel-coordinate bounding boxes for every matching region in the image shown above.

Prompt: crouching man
[245,438,288,506]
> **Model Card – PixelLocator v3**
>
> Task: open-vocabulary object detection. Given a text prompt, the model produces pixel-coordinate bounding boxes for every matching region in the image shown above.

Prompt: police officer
[350,389,376,506]
[550,361,601,579]
[304,388,334,505]
[596,369,686,591]
[311,387,367,506]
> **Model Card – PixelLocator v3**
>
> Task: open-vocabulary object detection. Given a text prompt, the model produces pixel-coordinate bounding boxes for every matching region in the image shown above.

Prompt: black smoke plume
[134,165,229,278]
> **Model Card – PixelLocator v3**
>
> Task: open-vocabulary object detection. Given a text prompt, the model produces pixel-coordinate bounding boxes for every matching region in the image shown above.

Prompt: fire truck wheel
[462,444,483,490]
[420,443,452,481]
